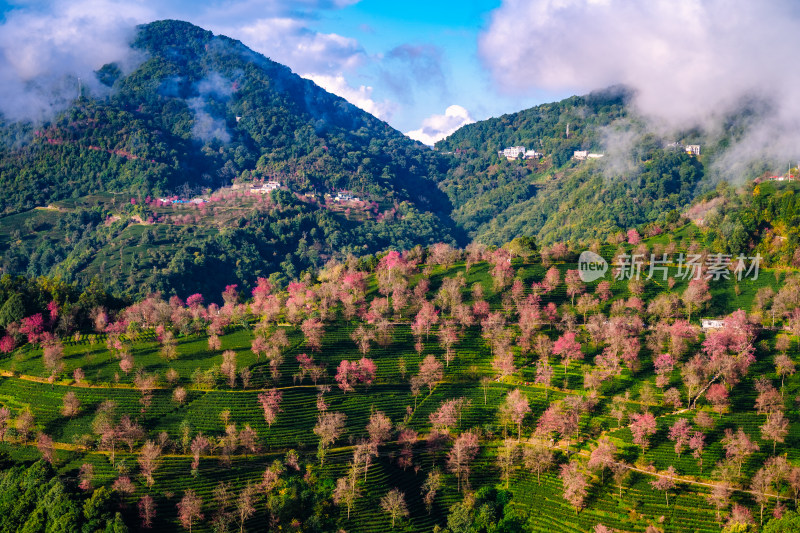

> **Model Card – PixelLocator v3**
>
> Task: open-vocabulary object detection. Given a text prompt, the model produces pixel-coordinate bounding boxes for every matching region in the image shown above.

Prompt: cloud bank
[406,105,474,145]
[0,0,150,121]
[480,0,800,176]
[302,73,396,120]
[0,0,372,124]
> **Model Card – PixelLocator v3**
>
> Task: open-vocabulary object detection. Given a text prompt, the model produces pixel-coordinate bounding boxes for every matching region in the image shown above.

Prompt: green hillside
[0,235,796,531]
[433,88,714,246]
[0,20,459,298]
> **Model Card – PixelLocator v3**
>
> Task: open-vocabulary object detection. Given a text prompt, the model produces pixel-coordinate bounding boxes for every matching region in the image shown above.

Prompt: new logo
[578,251,608,282]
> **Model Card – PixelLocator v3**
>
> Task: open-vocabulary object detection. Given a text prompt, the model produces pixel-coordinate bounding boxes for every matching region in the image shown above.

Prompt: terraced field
[0,252,796,531]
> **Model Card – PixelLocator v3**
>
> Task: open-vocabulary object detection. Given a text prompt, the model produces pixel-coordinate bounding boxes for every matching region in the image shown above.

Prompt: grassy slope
[0,248,795,531]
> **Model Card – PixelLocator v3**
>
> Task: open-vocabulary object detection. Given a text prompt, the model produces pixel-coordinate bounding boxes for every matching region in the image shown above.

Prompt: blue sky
[3,0,799,154]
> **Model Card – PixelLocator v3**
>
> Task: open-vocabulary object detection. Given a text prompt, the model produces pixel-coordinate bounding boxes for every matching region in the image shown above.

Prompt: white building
[685,145,701,156]
[250,180,282,194]
[335,191,359,202]
[701,319,725,330]
[499,146,527,160]
[524,149,543,159]
[573,150,588,160]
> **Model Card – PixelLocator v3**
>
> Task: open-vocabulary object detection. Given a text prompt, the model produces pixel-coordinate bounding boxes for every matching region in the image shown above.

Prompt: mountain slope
[0,20,460,298]
[434,88,707,245]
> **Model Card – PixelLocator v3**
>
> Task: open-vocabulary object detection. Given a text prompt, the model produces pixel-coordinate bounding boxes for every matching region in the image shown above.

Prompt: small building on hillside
[573,150,588,160]
[498,146,527,160]
[250,181,282,194]
[701,319,725,330]
[524,149,543,159]
[335,191,359,202]
[685,145,701,156]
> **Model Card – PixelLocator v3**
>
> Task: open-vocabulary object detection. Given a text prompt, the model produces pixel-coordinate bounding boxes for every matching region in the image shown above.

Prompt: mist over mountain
[0,20,460,297]
[0,18,792,299]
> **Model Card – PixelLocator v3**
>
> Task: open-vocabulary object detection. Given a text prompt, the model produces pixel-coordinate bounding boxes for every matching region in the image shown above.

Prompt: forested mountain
[434,88,709,245]
[0,20,460,298]
[0,20,784,301]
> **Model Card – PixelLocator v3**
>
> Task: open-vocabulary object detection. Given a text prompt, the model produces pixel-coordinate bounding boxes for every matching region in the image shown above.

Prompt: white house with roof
[685,145,701,156]
[701,319,725,329]
[498,146,527,160]
[335,191,359,202]
[250,180,282,194]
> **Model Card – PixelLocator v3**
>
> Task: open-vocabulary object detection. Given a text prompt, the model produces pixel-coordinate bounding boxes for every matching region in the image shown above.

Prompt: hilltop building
[685,145,701,156]
[666,142,701,156]
[498,146,526,160]
[250,180,282,194]
[574,151,604,160]
[335,191,360,202]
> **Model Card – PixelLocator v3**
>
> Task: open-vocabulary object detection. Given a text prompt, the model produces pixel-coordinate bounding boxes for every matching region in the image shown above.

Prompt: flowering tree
[333,471,361,520]
[138,494,156,529]
[596,280,612,301]
[138,440,161,487]
[499,389,531,441]
[190,434,210,476]
[366,411,392,447]
[587,437,616,483]
[535,359,554,398]
[429,398,461,434]
[553,332,583,384]
[689,430,706,472]
[496,438,518,488]
[775,353,796,394]
[761,410,789,454]
[177,490,204,532]
[62,391,80,418]
[78,463,94,491]
[412,355,443,396]
[560,460,588,514]
[489,249,514,291]
[650,466,677,505]
[630,412,657,450]
[653,353,675,389]
[565,270,585,305]
[257,388,282,428]
[335,358,377,393]
[542,267,560,293]
[380,488,409,529]
[421,468,442,514]
[19,314,45,345]
[447,432,479,492]
[314,411,346,465]
[37,433,54,463]
[43,340,64,374]
[523,440,555,483]
[721,427,759,476]
[682,278,711,322]
[397,429,417,470]
[220,350,237,388]
[668,418,692,458]
[413,302,439,341]
[438,320,459,367]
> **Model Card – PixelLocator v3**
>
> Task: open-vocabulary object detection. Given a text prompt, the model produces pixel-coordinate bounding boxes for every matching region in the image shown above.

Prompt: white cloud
[405,104,474,145]
[0,0,151,120]
[303,73,396,121]
[220,17,365,76]
[479,0,800,175]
